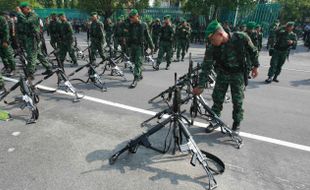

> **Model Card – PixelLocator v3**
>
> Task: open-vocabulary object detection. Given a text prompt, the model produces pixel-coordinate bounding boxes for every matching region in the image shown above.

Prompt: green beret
[205,20,222,38]
[90,12,97,16]
[20,2,29,8]
[255,24,261,28]
[58,12,65,17]
[50,12,57,16]
[164,15,171,20]
[286,21,295,27]
[156,18,160,22]
[246,21,256,30]
[129,9,138,17]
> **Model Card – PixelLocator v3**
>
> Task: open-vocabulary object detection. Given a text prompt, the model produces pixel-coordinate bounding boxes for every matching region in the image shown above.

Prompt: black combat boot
[232,121,240,132]
[265,77,272,83]
[129,77,138,88]
[273,76,279,82]
[41,69,53,75]
[153,63,159,71]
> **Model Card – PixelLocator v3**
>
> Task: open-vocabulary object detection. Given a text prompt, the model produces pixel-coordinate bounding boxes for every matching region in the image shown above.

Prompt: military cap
[156,18,160,22]
[20,2,30,8]
[129,9,138,17]
[58,12,65,17]
[286,21,295,27]
[50,12,57,16]
[205,20,222,38]
[255,24,261,28]
[246,21,256,30]
[164,15,171,20]
[117,15,124,21]
[90,12,97,16]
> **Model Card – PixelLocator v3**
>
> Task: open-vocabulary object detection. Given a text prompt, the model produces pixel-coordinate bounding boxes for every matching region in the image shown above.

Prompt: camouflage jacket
[128,20,154,49]
[16,11,41,40]
[89,20,105,43]
[48,19,60,38]
[272,27,297,51]
[175,25,190,40]
[159,24,174,42]
[59,21,74,43]
[199,32,259,87]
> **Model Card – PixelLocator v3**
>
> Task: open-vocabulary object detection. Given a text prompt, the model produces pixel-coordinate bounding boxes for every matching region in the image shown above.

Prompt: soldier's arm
[290,33,298,50]
[244,34,259,68]
[198,44,214,88]
[99,22,105,40]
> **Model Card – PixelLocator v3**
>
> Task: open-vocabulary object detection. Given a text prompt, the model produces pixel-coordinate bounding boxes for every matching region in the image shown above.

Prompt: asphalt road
[0,33,309,190]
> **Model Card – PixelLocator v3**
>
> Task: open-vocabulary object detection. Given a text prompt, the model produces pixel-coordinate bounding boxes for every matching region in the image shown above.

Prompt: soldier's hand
[251,67,259,78]
[2,42,8,48]
[16,7,21,12]
[192,87,204,95]
[288,40,293,45]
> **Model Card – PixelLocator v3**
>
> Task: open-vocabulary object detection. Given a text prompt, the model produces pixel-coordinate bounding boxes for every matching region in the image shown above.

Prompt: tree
[0,0,19,11]
[182,0,257,20]
[78,0,149,18]
[277,0,310,22]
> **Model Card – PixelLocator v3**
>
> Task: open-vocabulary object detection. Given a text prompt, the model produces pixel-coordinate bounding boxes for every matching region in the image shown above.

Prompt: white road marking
[4,77,310,152]
[11,132,21,137]
[8,148,15,152]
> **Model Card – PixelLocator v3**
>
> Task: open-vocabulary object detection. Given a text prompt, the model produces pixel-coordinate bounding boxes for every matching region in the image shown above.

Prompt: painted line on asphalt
[4,77,310,152]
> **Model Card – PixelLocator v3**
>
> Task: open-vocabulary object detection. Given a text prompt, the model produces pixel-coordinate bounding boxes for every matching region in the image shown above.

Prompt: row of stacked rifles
[1,46,242,189]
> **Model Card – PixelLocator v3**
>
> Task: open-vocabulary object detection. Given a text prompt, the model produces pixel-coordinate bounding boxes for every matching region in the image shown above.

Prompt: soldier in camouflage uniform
[58,12,78,67]
[154,15,175,70]
[193,20,259,132]
[151,18,161,53]
[89,12,106,65]
[48,12,60,51]
[265,22,297,83]
[16,2,52,78]
[246,22,258,48]
[127,9,154,88]
[0,13,16,76]
[175,18,190,62]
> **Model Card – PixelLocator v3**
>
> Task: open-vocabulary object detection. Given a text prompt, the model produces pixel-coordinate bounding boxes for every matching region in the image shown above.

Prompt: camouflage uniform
[198,32,259,127]
[0,15,15,74]
[113,18,125,52]
[128,20,154,80]
[89,17,106,64]
[16,10,51,76]
[155,21,175,69]
[266,24,297,82]
[58,18,77,66]
[105,19,114,47]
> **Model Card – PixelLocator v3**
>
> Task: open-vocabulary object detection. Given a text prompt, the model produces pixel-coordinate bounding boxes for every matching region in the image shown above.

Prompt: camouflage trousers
[212,72,245,124]
[23,38,51,75]
[176,39,187,59]
[152,34,159,51]
[50,35,58,50]
[0,41,16,70]
[268,49,287,78]
[58,41,77,65]
[90,40,105,64]
[130,44,143,79]
[157,41,173,66]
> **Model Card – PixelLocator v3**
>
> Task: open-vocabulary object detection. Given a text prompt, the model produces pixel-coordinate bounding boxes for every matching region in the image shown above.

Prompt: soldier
[256,24,263,51]
[265,22,297,83]
[105,18,114,47]
[193,20,259,132]
[127,9,154,88]
[89,12,106,65]
[48,12,60,51]
[16,2,52,79]
[153,15,174,70]
[246,22,258,48]
[58,12,78,67]
[0,12,16,76]
[185,21,192,53]
[151,18,161,53]
[175,18,190,62]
